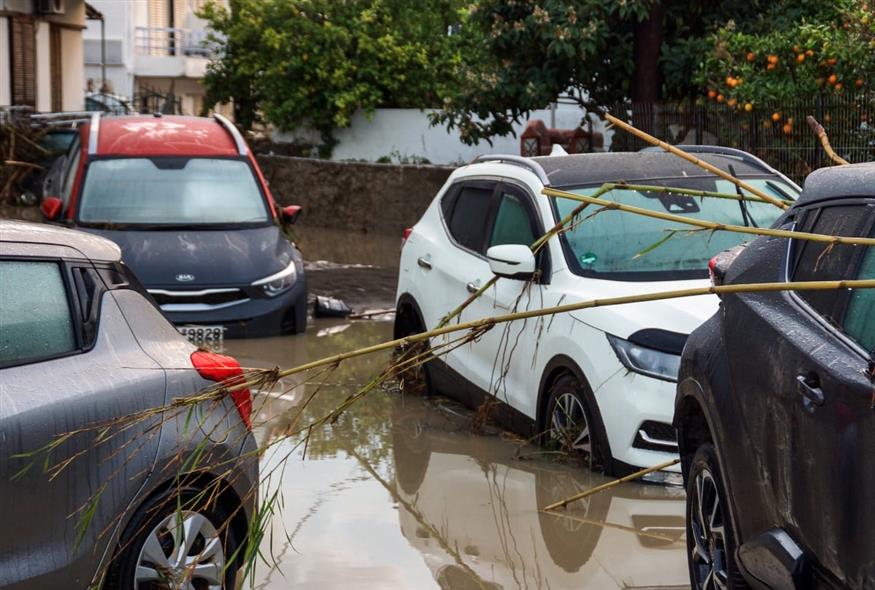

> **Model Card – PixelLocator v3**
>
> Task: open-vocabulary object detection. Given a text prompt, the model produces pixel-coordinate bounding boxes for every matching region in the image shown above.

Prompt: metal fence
[607,94,875,183]
[134,27,213,58]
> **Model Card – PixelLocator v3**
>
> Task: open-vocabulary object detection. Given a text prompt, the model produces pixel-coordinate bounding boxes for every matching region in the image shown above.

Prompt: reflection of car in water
[391,399,689,589]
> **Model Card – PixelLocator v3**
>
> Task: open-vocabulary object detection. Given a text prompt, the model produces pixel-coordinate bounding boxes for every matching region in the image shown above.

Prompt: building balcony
[134,27,215,79]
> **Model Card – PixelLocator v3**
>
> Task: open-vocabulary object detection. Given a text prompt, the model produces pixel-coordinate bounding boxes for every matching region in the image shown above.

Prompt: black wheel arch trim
[395,292,428,337]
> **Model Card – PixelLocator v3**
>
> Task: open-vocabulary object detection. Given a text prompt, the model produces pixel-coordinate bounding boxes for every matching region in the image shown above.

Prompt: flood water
[221,226,690,590]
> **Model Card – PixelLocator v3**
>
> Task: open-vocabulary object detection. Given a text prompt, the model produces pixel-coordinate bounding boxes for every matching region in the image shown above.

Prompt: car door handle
[796,374,825,408]
[417,256,432,270]
[466,282,479,294]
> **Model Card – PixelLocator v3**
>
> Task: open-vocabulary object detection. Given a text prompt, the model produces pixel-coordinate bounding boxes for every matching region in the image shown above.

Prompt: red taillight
[190,350,252,429]
[401,227,413,251]
[708,256,719,287]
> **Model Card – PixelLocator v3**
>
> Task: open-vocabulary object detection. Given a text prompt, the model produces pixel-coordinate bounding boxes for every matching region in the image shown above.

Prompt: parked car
[39,113,307,338]
[0,220,257,589]
[85,91,133,115]
[394,150,800,475]
[675,163,875,589]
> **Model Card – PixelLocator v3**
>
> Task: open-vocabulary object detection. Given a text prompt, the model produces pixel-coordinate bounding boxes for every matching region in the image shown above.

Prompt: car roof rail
[470,154,551,186]
[87,111,101,155]
[214,113,248,156]
[639,144,800,191]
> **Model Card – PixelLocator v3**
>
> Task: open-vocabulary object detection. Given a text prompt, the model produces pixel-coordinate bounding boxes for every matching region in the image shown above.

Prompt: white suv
[394,149,799,475]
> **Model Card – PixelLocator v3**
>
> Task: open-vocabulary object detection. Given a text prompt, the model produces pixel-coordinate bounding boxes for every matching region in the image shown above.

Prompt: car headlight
[606,334,681,382]
[252,260,297,297]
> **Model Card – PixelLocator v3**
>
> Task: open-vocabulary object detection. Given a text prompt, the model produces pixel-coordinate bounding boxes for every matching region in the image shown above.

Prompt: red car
[41,113,307,338]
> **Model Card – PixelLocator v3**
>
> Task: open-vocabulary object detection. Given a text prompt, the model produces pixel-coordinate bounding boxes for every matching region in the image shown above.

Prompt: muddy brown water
[226,328,690,588]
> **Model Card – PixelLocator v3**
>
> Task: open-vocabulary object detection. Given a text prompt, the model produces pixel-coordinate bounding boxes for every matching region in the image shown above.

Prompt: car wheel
[686,443,742,590]
[544,374,607,471]
[106,486,239,590]
[393,303,434,395]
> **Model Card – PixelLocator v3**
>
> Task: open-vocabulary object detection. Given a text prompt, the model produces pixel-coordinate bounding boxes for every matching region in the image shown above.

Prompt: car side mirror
[486,244,536,280]
[281,205,302,225]
[40,196,63,221]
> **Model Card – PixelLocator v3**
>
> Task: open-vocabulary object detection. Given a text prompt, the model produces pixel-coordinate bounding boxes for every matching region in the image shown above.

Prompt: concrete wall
[0,18,8,106]
[257,155,454,234]
[274,105,613,165]
[35,22,51,111]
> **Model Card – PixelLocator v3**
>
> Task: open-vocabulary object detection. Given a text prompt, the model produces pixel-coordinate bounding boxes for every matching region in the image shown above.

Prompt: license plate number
[179,325,225,346]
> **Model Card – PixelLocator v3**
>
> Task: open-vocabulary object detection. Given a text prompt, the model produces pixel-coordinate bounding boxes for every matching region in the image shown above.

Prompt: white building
[83,0,225,115]
[0,0,91,111]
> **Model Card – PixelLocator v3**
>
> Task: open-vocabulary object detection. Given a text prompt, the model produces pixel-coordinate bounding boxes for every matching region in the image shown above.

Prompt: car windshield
[553,177,797,280]
[78,158,270,226]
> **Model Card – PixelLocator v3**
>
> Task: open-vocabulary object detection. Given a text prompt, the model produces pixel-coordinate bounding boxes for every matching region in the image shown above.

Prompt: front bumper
[593,368,681,472]
[148,276,308,338]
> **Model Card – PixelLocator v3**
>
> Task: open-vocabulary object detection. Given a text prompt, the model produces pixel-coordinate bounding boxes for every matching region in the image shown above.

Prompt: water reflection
[223,321,688,589]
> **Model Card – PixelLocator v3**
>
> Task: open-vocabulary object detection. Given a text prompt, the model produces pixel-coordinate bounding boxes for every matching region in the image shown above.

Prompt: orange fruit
[726,76,735,87]
[796,53,805,63]
[834,82,843,91]
[716,94,725,103]
[856,78,865,88]
[827,73,838,85]
[727,98,738,108]
[708,89,718,98]
[746,52,756,62]
[771,112,782,122]
[783,123,793,135]
[805,49,814,57]
[827,57,838,66]
[767,63,776,71]
[767,54,779,64]
[744,102,753,112]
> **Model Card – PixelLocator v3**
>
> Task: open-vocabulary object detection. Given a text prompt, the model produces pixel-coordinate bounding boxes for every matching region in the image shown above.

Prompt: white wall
[274,105,613,164]
[61,27,84,110]
[35,21,51,112]
[0,17,10,106]
[83,0,136,97]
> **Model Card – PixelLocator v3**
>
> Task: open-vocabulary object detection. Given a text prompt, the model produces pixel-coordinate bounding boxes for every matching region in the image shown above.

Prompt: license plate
[179,325,225,346]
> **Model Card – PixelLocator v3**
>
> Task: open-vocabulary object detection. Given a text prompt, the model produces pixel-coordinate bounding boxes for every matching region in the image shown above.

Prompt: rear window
[78,158,269,226]
[0,261,76,365]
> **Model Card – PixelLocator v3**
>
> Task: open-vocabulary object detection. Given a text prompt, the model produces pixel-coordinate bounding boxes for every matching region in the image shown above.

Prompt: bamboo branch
[605,113,790,210]
[806,115,850,166]
[603,182,771,203]
[542,458,680,511]
[222,278,875,394]
[543,186,875,247]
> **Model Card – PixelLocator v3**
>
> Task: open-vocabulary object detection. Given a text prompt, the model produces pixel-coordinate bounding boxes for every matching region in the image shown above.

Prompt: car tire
[543,374,608,472]
[393,303,434,395]
[686,443,744,590]
[105,486,240,590]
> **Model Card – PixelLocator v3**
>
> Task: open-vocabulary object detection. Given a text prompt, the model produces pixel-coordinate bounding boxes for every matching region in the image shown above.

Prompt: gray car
[0,221,258,589]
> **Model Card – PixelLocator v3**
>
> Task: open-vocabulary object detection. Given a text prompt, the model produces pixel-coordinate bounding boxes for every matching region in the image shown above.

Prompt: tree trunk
[632,3,664,104]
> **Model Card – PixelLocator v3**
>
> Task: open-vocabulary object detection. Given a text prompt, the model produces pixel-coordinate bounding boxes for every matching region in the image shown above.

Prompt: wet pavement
[221,227,691,590]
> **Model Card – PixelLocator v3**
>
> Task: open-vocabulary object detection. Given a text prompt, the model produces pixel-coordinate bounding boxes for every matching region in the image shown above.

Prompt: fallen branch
[806,115,850,166]
[605,113,790,210]
[543,186,875,247]
[542,458,681,511]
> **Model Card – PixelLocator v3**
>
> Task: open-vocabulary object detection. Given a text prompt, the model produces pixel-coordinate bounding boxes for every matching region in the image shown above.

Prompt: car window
[844,246,875,352]
[791,205,872,325]
[0,261,76,366]
[446,185,494,252]
[490,191,536,247]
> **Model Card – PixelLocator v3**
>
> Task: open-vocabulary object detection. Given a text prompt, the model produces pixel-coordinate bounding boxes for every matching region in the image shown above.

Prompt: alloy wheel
[134,510,226,590]
[550,391,593,467]
[689,468,729,590]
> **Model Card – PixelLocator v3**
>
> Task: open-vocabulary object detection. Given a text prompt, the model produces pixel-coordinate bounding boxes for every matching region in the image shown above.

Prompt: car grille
[633,420,678,452]
[148,288,249,311]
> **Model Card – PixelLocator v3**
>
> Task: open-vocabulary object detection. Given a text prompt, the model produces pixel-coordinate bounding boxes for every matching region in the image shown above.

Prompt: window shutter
[10,16,36,107]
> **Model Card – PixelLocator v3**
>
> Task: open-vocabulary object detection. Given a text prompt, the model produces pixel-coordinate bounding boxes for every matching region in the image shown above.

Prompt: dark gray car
[0,221,258,589]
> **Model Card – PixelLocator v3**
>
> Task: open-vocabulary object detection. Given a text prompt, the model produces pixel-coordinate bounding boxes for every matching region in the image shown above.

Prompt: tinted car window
[490,191,535,247]
[844,246,875,352]
[791,205,872,324]
[446,185,493,252]
[0,261,76,365]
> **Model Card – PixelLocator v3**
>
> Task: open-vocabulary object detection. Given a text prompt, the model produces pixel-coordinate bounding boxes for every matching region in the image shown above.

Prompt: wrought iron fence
[607,94,875,183]
[135,27,213,58]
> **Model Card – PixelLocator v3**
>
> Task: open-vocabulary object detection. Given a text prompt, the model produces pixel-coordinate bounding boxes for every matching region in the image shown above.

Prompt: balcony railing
[135,27,214,58]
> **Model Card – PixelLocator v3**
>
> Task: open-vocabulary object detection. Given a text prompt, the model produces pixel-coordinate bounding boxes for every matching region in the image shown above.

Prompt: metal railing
[135,27,213,58]
[607,94,875,183]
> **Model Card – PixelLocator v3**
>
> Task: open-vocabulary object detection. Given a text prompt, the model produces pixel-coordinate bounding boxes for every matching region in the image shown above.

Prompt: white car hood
[563,277,718,339]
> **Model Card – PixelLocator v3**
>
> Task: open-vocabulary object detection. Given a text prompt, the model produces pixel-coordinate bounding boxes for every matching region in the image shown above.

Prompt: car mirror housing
[281,205,302,225]
[40,196,63,221]
[486,244,536,280]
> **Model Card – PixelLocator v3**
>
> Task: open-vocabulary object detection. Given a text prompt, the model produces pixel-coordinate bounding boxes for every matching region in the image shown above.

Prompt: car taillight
[190,350,252,429]
[708,256,719,287]
[401,227,413,251]
[709,244,746,288]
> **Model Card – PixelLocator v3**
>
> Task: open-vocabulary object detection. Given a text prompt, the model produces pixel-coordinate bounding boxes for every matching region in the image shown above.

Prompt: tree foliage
[199,0,465,150]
